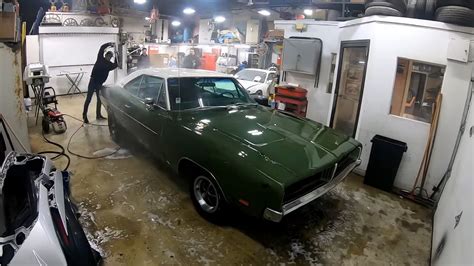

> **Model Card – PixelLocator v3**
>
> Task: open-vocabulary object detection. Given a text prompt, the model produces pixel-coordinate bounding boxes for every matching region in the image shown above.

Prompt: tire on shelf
[415,0,427,18]
[425,0,437,19]
[406,0,417,17]
[436,0,474,9]
[365,0,408,13]
[435,6,474,27]
[365,6,404,16]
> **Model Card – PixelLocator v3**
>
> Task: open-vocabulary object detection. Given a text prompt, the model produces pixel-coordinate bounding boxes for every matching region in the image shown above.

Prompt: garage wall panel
[38,26,119,95]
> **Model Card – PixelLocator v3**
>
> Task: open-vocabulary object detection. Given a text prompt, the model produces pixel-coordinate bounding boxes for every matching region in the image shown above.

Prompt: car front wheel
[190,175,226,223]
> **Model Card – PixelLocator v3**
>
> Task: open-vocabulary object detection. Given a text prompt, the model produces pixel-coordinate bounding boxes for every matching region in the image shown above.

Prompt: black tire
[42,118,50,134]
[107,111,122,145]
[425,0,437,19]
[407,0,417,17]
[416,0,427,18]
[365,6,404,16]
[190,174,227,224]
[366,0,407,13]
[435,6,474,27]
[436,0,474,9]
[256,90,263,96]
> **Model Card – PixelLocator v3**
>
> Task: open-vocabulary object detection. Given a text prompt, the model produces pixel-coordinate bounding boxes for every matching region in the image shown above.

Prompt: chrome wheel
[193,176,219,213]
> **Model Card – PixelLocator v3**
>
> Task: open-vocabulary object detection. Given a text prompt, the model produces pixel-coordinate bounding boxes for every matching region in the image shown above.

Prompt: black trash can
[364,135,408,192]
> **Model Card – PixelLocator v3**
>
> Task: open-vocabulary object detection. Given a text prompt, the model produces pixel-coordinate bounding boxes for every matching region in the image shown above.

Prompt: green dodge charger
[101,68,362,223]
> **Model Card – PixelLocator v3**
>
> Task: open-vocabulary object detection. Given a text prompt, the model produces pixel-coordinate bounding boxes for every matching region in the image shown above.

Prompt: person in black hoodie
[82,42,118,124]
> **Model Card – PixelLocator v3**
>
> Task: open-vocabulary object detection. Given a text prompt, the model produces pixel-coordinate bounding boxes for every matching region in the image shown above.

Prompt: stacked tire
[365,0,408,17]
[435,0,474,27]
[364,0,474,27]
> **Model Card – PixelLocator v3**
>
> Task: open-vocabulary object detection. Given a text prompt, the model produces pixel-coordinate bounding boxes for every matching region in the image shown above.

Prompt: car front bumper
[263,158,362,223]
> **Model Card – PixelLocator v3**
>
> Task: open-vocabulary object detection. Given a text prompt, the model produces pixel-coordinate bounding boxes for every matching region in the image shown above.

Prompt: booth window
[390,58,445,123]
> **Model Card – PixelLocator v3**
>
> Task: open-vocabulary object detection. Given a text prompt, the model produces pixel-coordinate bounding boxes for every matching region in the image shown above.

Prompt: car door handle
[124,104,131,109]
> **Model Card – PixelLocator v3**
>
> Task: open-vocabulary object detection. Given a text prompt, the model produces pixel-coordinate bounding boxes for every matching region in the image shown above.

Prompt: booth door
[331,40,370,137]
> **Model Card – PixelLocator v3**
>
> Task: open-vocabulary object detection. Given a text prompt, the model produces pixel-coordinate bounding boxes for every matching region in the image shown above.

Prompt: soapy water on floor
[74,178,430,265]
[92,148,133,160]
[78,202,125,258]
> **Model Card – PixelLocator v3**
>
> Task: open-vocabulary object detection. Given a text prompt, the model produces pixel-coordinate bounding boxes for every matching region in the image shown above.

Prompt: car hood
[181,106,359,180]
[237,79,262,90]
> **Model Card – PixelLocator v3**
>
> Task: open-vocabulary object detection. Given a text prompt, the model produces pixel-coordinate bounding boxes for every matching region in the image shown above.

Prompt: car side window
[157,85,168,109]
[267,73,277,82]
[138,75,164,101]
[124,76,143,96]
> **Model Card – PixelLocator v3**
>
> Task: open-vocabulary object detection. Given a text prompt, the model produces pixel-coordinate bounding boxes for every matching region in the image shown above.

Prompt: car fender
[175,130,289,216]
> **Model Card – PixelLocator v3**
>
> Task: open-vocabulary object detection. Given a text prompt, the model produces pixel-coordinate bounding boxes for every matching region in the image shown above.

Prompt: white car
[235,68,277,96]
[0,152,100,265]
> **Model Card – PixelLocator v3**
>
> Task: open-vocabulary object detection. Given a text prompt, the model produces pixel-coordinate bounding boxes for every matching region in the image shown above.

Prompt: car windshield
[167,77,254,110]
[235,69,266,83]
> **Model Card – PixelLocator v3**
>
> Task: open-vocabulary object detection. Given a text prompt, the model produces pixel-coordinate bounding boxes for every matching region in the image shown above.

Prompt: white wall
[431,82,473,265]
[36,26,119,95]
[275,21,340,125]
[0,44,31,152]
[346,19,474,191]
[26,35,39,64]
[276,17,474,192]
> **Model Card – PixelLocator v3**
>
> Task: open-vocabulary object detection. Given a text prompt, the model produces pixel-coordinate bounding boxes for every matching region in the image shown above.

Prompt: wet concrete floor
[28,95,432,265]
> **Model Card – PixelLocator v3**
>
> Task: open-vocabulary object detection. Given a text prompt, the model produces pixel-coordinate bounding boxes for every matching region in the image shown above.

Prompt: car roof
[237,68,275,74]
[135,68,232,79]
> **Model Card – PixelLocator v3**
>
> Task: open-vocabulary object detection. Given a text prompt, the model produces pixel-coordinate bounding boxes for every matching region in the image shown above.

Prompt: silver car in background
[0,152,100,265]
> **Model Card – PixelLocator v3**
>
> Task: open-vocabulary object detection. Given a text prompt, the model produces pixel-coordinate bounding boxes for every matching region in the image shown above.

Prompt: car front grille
[283,166,334,204]
[282,148,360,204]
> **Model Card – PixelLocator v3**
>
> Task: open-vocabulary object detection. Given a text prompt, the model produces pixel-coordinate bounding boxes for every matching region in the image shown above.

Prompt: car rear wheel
[190,175,226,223]
[107,111,122,145]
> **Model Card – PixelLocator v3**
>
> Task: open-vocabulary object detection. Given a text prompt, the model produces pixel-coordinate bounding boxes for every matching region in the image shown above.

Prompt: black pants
[83,79,103,118]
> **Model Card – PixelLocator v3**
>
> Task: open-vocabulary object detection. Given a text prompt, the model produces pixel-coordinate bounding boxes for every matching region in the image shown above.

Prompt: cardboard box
[0,12,17,41]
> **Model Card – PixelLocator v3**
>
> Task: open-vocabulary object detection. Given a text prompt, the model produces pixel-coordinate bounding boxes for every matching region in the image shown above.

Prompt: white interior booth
[27,26,121,96]
[275,17,474,194]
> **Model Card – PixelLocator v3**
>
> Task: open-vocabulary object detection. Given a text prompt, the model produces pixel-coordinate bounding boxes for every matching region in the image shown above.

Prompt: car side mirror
[144,97,155,111]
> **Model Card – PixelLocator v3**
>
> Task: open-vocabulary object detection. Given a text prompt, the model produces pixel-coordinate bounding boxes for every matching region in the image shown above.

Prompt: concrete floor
[28,95,433,265]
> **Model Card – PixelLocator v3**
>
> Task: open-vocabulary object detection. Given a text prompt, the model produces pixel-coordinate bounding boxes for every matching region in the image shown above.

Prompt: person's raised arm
[97,42,113,61]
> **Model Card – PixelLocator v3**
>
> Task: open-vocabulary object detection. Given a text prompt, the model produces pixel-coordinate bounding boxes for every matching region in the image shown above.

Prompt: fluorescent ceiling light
[304,9,313,16]
[183,7,196,15]
[258,10,271,16]
[171,20,181,27]
[214,16,226,23]
[134,0,146,4]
